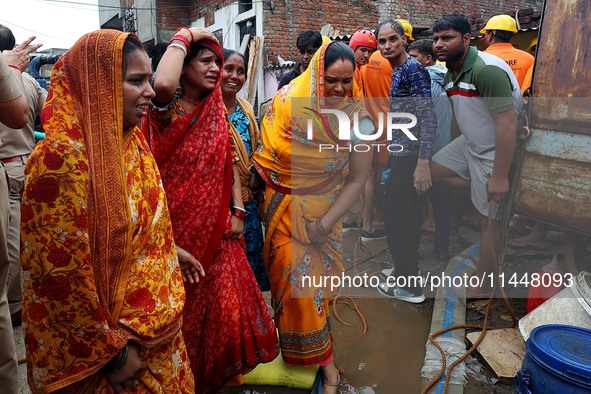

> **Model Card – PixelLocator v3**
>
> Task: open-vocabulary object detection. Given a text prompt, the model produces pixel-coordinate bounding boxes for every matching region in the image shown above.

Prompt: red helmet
[349,30,377,52]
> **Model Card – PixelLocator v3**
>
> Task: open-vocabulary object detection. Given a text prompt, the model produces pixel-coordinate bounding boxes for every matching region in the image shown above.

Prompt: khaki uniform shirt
[0,72,47,158]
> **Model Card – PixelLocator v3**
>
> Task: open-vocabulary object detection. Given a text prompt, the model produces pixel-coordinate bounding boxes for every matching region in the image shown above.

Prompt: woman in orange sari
[143,28,279,393]
[253,41,374,393]
[21,30,198,393]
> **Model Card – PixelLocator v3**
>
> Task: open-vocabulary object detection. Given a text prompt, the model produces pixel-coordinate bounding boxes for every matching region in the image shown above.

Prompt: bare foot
[421,220,435,233]
[362,224,374,233]
[321,363,340,394]
[465,286,493,299]
[508,233,548,250]
[372,220,385,231]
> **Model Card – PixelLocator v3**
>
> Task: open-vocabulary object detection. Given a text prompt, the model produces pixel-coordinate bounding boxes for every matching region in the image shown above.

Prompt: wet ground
[225,223,577,394]
[15,222,586,393]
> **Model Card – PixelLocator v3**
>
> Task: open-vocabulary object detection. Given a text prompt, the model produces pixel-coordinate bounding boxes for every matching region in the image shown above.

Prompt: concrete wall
[135,0,157,44]
[192,1,266,103]
[98,0,122,29]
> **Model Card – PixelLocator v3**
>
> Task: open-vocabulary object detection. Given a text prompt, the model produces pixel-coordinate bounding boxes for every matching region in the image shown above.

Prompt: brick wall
[155,0,191,31]
[263,0,543,65]
[115,0,191,32]
[376,0,543,27]
[125,0,543,66]
[188,0,237,26]
[264,0,380,66]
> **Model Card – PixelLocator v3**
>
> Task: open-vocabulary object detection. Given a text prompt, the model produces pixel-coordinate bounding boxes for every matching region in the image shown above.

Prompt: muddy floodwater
[226,224,567,394]
[229,232,433,394]
[16,221,564,393]
[332,298,431,393]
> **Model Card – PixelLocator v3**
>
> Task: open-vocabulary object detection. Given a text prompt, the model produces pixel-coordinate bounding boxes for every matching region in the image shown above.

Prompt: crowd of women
[18,23,374,393]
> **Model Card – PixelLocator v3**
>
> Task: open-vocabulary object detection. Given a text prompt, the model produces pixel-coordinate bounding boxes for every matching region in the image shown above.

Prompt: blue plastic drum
[515,325,591,393]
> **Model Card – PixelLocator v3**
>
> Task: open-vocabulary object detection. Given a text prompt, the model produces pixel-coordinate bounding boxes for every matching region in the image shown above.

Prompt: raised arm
[1,36,44,127]
[152,27,218,106]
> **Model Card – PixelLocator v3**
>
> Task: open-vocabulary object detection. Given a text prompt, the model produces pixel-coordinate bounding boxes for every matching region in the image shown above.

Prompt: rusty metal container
[513,0,591,234]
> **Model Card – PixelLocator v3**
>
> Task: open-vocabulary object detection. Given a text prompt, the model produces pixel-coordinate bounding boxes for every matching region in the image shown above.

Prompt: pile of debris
[468,8,542,36]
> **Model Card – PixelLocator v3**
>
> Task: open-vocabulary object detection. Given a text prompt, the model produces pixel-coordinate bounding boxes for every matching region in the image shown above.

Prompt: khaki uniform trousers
[0,163,18,393]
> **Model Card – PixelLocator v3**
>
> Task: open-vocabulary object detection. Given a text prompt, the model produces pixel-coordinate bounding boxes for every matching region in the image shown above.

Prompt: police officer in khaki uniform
[0,26,47,329]
[0,32,42,394]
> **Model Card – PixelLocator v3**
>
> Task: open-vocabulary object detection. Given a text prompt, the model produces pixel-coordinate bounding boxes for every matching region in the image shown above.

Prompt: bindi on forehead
[228,55,245,65]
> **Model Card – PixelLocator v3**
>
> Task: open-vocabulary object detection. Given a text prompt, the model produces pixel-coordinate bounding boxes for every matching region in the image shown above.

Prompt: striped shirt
[443,46,522,159]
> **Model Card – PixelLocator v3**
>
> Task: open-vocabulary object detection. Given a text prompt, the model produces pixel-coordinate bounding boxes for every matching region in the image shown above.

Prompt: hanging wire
[40,0,265,11]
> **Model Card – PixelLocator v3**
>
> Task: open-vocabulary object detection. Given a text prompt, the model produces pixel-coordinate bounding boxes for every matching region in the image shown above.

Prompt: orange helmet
[349,30,377,52]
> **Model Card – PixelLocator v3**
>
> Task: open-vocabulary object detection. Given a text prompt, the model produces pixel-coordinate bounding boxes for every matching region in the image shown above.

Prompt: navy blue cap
[528,325,591,385]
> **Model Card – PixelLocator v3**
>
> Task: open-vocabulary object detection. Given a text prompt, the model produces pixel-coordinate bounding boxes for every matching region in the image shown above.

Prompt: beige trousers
[4,160,25,315]
[0,164,18,393]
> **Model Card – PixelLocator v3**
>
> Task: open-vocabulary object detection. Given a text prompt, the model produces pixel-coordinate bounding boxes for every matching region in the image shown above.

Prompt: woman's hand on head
[187,27,218,44]
[106,342,146,393]
[176,246,205,284]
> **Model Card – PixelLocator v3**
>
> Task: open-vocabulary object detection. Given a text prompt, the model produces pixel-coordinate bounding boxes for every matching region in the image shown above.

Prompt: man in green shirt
[430,13,521,298]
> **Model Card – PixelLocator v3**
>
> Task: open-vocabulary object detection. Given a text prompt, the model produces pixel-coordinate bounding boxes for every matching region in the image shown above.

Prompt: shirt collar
[450,45,478,83]
[485,42,514,51]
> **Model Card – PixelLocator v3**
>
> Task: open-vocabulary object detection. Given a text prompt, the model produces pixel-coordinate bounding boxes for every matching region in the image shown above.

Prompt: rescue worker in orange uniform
[348,29,376,95]
[481,14,534,89]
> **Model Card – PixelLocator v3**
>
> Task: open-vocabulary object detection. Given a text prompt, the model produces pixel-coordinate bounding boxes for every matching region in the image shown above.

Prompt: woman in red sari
[21,30,197,393]
[143,27,279,393]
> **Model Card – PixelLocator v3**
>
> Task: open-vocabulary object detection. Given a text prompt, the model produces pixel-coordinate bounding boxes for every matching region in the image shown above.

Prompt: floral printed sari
[21,30,192,393]
[253,41,368,366]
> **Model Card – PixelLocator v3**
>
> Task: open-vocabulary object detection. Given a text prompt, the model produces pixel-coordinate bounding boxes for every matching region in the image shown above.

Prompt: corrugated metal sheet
[513,0,591,234]
[514,129,591,233]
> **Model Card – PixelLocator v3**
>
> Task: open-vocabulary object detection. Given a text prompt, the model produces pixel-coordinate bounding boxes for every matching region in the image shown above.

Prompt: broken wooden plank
[239,33,250,55]
[467,328,526,383]
[320,24,332,36]
[251,36,264,108]
[246,36,263,106]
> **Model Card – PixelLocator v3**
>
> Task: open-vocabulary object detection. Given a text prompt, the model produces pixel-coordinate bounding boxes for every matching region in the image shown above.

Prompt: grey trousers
[0,164,18,393]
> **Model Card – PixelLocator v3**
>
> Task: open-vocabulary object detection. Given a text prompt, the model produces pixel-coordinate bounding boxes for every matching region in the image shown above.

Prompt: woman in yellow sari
[21,30,198,393]
[253,41,374,393]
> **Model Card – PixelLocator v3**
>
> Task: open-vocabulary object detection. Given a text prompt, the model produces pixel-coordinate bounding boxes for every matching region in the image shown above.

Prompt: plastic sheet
[421,337,468,386]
